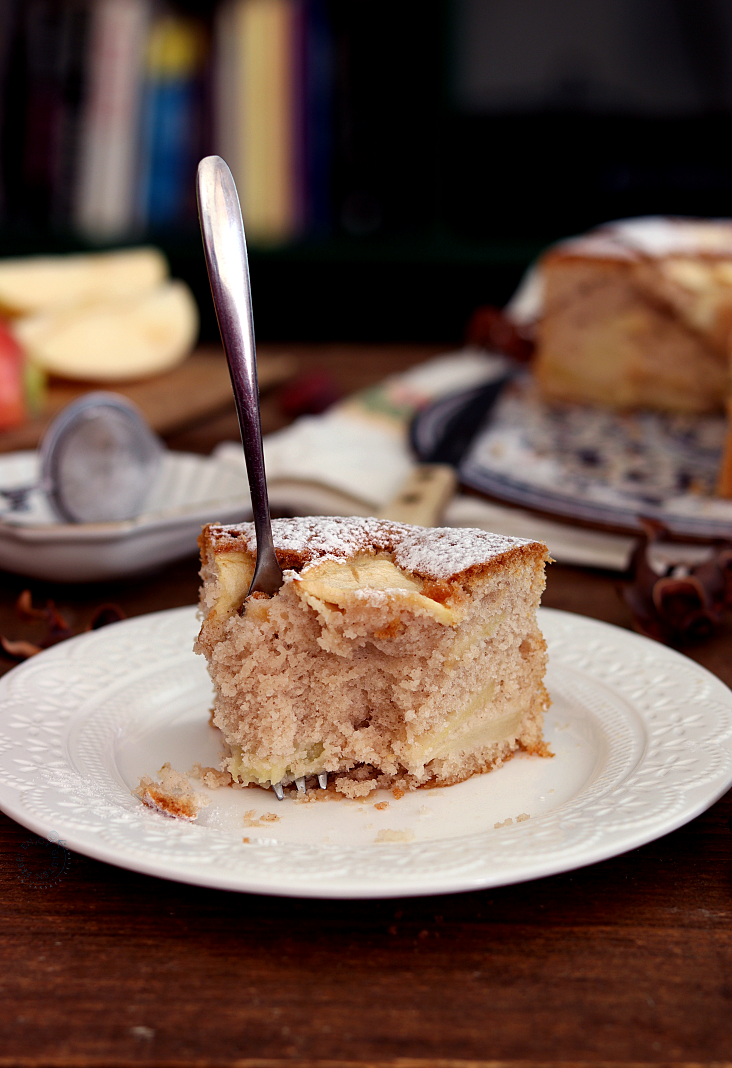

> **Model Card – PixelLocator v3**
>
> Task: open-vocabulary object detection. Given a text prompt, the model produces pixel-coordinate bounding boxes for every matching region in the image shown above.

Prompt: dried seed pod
[621,522,732,645]
[465,305,535,362]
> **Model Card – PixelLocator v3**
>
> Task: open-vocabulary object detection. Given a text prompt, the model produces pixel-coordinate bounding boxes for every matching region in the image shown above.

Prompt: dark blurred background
[2,0,732,343]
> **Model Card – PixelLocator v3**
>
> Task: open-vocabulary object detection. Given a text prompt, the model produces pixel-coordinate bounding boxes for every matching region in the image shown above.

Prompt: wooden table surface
[1,345,731,1068]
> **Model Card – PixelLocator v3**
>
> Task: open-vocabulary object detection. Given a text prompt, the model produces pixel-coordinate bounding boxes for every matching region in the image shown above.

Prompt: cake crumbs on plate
[375,828,415,843]
[134,763,210,822]
[188,762,232,789]
[243,810,280,827]
[294,786,338,803]
[374,801,390,811]
[494,813,531,829]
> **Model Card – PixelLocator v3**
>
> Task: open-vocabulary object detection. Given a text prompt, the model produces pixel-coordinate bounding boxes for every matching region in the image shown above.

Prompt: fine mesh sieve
[0,393,166,524]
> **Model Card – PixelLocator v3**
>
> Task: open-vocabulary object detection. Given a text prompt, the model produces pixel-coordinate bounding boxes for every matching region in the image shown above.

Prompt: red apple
[0,318,25,430]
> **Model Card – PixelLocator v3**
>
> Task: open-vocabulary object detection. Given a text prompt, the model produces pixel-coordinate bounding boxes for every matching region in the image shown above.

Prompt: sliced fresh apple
[13,279,199,382]
[0,247,168,317]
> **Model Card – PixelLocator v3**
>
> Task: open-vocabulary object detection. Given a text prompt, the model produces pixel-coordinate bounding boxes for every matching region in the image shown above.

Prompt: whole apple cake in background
[529,216,732,495]
[195,517,550,799]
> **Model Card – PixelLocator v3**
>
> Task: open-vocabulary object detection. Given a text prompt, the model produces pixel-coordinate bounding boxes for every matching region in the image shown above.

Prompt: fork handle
[196,155,283,596]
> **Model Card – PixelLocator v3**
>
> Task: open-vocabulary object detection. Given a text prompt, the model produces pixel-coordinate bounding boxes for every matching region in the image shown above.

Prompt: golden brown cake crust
[199,516,547,585]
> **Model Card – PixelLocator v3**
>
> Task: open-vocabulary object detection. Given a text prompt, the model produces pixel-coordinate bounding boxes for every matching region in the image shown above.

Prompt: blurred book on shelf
[138,13,208,230]
[2,0,90,231]
[73,0,150,238]
[212,0,336,243]
[5,0,732,343]
[0,0,453,338]
[0,0,338,247]
[216,0,299,244]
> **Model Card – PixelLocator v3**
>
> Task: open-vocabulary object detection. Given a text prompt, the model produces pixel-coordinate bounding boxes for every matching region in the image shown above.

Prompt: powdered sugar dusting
[393,525,535,579]
[205,516,543,580]
[614,216,732,257]
[556,216,732,263]
[556,231,637,262]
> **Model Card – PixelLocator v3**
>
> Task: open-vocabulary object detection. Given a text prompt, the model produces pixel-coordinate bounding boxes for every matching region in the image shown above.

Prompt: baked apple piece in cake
[195,517,550,798]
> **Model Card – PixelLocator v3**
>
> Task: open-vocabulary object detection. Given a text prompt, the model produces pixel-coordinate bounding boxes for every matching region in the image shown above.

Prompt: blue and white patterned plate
[414,374,732,539]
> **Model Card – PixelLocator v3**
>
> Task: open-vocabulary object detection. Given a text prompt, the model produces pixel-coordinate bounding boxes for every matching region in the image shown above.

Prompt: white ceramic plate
[0,451,251,582]
[0,605,730,899]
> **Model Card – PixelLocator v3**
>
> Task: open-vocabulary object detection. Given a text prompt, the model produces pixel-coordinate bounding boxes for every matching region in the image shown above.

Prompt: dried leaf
[15,589,47,621]
[0,593,126,663]
[14,590,72,647]
[0,636,42,659]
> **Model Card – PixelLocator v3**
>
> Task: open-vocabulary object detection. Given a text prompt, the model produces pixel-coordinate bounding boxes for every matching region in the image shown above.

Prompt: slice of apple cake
[195,517,550,798]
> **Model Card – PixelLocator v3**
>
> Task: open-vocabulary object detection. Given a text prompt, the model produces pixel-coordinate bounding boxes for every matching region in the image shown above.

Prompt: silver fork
[197,155,327,802]
[272,773,329,801]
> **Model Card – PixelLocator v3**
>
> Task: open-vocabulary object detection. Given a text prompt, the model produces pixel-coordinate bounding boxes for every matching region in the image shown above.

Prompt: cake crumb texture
[188,763,233,789]
[196,517,550,797]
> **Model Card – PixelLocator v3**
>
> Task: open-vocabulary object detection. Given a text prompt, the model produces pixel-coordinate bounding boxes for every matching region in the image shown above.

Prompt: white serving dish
[0,450,251,582]
[1,606,730,898]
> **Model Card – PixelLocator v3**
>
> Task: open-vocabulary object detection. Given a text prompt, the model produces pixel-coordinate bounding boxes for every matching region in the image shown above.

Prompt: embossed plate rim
[0,605,731,899]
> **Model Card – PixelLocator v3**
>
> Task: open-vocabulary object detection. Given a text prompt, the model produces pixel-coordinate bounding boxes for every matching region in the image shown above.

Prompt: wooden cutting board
[0,346,297,453]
